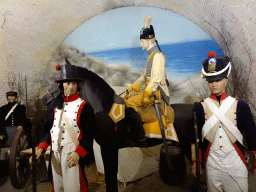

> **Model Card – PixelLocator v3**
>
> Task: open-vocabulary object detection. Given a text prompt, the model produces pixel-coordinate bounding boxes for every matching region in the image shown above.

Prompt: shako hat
[55,58,83,83]
[140,15,162,52]
[6,91,18,97]
[202,52,231,81]
[140,15,155,39]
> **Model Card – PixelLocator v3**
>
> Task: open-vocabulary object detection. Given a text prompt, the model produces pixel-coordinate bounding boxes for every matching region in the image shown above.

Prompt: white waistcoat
[211,123,235,153]
[202,97,241,153]
[51,98,84,154]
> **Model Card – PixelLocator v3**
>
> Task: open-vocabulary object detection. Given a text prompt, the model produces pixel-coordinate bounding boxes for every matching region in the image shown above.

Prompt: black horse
[42,64,195,192]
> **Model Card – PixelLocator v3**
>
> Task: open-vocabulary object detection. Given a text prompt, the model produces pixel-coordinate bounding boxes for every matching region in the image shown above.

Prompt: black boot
[125,107,148,147]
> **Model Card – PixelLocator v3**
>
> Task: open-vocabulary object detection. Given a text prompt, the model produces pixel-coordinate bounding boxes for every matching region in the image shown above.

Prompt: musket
[25,75,37,192]
[193,112,201,191]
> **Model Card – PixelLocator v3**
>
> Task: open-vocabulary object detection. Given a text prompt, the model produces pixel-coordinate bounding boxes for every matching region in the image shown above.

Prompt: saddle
[137,99,174,125]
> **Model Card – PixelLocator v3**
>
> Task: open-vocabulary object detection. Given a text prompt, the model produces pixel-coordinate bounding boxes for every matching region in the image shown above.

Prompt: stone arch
[0,0,255,109]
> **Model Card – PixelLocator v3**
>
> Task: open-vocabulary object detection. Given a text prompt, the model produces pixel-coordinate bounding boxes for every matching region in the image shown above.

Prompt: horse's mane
[76,65,115,113]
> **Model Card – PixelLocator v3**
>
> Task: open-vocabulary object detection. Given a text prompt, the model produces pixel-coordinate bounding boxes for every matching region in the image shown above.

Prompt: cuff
[143,89,153,97]
[75,145,88,158]
[132,82,140,92]
[38,142,49,152]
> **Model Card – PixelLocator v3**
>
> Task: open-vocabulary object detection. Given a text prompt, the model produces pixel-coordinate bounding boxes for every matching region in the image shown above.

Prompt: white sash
[5,103,18,121]
[202,97,243,144]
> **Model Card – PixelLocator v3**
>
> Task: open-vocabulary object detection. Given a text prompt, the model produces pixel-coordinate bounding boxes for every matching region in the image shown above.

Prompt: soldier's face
[7,96,16,103]
[63,81,78,97]
[140,39,150,50]
[208,78,228,96]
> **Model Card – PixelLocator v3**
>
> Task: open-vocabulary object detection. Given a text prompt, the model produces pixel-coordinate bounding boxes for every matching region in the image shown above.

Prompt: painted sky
[63,6,212,52]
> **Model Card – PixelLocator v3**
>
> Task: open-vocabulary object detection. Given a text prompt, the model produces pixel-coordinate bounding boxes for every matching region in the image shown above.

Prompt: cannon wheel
[9,129,31,189]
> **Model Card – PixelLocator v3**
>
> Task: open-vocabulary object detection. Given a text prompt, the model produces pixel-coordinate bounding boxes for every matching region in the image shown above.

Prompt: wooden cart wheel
[9,129,31,189]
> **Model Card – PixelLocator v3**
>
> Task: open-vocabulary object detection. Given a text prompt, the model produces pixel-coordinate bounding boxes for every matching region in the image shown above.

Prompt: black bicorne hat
[55,58,83,83]
[6,91,18,97]
[140,25,155,40]
[202,52,231,81]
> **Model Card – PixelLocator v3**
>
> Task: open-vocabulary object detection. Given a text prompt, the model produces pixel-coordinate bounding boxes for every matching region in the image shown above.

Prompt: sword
[152,92,173,170]
[157,85,170,104]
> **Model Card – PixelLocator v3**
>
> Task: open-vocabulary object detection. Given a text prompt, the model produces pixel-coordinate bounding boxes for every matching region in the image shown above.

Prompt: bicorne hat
[55,58,83,83]
[140,15,155,40]
[6,91,18,97]
[201,52,231,81]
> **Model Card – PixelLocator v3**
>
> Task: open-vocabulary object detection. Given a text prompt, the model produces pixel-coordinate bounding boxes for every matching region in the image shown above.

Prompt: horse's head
[78,66,116,113]
[42,83,62,106]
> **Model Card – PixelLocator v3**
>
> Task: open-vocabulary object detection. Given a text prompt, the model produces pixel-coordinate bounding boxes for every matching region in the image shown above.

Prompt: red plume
[56,65,60,71]
[208,52,216,58]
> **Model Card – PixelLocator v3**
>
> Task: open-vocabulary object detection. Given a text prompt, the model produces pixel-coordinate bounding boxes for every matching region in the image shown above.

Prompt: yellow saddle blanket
[137,99,174,124]
[143,120,178,142]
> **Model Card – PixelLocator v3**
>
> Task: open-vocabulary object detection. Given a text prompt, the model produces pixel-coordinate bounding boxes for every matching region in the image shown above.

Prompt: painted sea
[88,40,223,83]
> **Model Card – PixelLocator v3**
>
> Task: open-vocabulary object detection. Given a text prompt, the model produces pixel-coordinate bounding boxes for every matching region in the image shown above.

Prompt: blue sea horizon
[88,40,224,84]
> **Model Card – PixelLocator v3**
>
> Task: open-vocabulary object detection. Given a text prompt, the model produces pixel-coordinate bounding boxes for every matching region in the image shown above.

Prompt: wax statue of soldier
[191,52,256,191]
[125,15,174,144]
[29,59,95,192]
[0,91,30,147]
[0,91,31,177]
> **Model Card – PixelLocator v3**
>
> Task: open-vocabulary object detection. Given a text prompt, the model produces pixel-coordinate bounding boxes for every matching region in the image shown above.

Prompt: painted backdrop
[62,6,223,86]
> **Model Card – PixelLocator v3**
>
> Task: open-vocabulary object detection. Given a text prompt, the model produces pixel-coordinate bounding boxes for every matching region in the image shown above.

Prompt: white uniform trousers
[51,150,81,192]
[206,149,248,192]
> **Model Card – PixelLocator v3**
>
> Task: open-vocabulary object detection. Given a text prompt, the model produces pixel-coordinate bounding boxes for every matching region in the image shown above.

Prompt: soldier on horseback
[124,15,176,142]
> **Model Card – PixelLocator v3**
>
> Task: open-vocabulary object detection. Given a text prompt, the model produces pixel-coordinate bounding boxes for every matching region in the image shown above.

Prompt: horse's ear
[114,94,125,104]
[65,57,72,65]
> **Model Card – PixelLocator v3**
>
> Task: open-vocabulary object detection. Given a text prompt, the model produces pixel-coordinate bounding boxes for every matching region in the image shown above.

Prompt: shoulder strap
[60,109,80,147]
[204,97,243,144]
[5,103,18,121]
